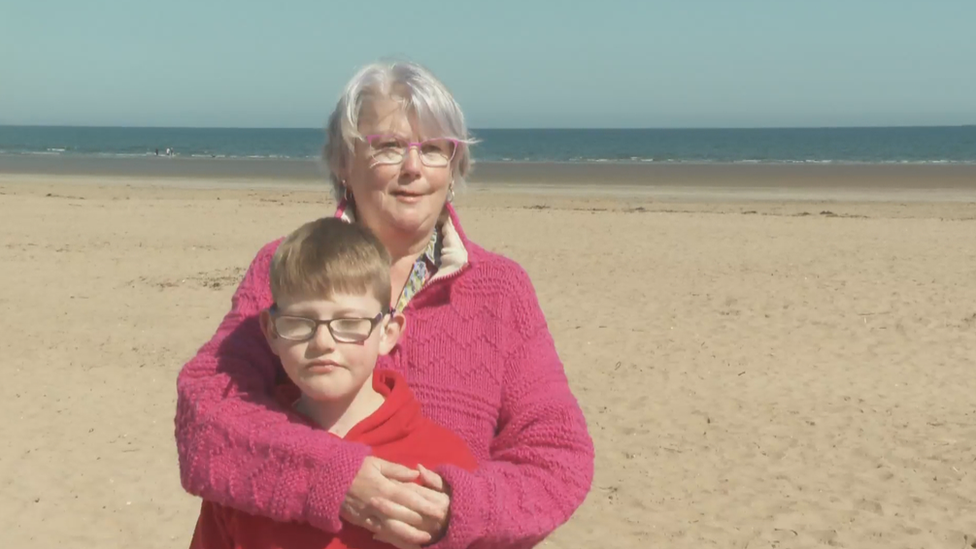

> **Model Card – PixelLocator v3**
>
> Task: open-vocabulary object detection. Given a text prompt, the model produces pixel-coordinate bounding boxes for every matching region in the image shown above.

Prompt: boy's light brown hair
[270,218,392,307]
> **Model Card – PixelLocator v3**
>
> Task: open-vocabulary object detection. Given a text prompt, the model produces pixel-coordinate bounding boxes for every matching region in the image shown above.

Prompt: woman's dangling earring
[342,180,353,204]
[447,182,455,203]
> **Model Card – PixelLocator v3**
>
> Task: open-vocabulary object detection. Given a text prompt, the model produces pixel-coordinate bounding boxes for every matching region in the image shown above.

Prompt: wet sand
[4,154,976,190]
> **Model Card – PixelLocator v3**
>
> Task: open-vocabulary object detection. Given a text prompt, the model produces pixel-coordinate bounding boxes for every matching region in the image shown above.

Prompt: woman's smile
[391,191,424,204]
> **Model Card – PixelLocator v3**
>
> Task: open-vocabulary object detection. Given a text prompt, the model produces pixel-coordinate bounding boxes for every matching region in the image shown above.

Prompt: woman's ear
[334,156,351,188]
[379,313,406,355]
[259,310,280,356]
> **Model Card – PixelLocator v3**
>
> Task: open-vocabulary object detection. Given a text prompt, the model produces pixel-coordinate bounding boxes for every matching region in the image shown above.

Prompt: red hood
[275,370,422,445]
[345,370,423,444]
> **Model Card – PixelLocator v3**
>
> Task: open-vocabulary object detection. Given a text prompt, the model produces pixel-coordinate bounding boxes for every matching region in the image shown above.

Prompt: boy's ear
[378,312,405,355]
[259,310,280,356]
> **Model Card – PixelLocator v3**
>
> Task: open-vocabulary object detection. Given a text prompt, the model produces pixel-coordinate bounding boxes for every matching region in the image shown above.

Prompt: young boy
[189,217,477,549]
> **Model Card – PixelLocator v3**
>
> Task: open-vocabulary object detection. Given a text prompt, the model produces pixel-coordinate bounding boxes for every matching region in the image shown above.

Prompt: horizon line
[1,123,974,131]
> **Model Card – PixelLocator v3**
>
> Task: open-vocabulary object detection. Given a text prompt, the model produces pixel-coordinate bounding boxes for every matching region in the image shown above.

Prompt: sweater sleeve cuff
[304,441,372,531]
[427,465,488,549]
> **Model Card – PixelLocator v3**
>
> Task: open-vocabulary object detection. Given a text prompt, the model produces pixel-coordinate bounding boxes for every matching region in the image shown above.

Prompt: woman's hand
[341,457,422,527]
[368,465,452,549]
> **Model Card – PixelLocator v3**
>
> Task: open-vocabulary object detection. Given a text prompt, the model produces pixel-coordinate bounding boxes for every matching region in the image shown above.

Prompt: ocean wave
[479,157,976,166]
[2,149,975,165]
[12,150,64,156]
[0,150,319,160]
[92,152,157,158]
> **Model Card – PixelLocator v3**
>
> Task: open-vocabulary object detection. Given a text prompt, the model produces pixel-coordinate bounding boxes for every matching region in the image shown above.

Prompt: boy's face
[260,292,403,403]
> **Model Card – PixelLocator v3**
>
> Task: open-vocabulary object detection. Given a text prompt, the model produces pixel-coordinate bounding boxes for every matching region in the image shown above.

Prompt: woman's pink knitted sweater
[175,205,594,549]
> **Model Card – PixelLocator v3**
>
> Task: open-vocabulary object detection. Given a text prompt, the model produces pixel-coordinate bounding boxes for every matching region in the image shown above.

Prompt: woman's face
[342,97,454,247]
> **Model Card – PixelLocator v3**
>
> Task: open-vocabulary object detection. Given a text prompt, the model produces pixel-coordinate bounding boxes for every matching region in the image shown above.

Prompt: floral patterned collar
[393,225,441,313]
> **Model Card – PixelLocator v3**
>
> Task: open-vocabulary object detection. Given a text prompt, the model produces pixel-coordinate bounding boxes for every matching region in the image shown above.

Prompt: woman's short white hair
[322,60,476,198]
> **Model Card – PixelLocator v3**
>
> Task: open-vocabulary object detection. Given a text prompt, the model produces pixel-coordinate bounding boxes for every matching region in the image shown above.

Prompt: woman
[175,60,594,549]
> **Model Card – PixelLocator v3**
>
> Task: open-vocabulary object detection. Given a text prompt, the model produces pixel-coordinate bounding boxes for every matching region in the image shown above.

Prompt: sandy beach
[2,159,975,548]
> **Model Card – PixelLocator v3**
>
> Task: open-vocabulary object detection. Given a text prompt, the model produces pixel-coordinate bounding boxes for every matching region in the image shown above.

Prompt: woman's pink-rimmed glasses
[364,134,459,168]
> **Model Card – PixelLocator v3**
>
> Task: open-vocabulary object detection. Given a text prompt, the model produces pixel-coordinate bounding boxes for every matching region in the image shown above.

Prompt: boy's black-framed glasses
[269,305,388,343]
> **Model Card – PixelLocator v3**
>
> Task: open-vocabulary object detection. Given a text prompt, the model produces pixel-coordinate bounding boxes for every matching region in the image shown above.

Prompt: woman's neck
[350,206,438,301]
[295,380,385,438]
[350,206,434,263]
[384,228,434,265]
[373,224,435,304]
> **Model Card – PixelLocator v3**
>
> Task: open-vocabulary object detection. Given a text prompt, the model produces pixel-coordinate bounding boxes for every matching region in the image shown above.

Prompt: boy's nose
[309,325,337,350]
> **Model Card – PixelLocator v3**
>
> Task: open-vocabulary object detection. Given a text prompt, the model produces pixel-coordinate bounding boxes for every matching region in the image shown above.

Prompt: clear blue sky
[1,0,974,128]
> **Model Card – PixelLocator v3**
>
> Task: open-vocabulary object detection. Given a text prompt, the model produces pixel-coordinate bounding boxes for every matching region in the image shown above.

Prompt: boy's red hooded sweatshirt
[190,370,477,549]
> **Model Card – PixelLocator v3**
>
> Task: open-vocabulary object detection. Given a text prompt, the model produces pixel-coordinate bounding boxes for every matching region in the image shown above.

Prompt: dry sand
[2,167,976,548]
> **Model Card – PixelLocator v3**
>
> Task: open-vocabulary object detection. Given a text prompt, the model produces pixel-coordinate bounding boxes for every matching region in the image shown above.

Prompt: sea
[1,125,974,165]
